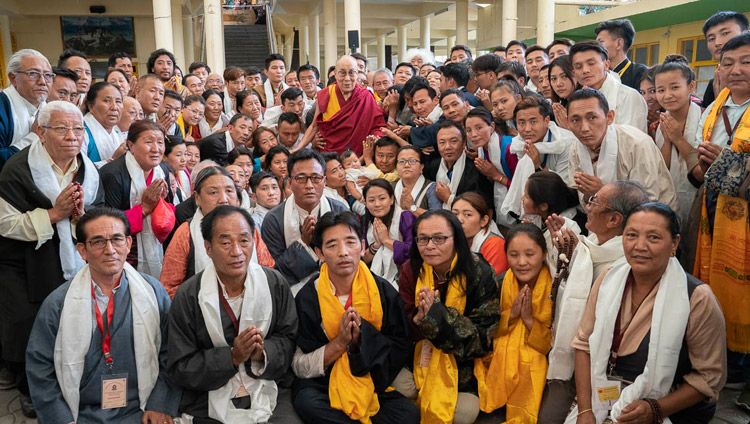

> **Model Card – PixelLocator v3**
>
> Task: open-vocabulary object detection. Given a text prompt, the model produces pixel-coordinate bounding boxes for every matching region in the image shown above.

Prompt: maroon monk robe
[316,82,386,155]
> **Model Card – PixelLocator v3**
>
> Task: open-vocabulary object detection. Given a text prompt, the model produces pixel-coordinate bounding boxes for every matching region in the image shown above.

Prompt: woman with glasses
[394,145,440,217]
[362,178,415,288]
[81,82,124,168]
[99,120,175,278]
[475,223,552,422]
[177,95,206,142]
[570,203,726,424]
[396,209,500,424]
[160,166,275,298]
[452,192,508,276]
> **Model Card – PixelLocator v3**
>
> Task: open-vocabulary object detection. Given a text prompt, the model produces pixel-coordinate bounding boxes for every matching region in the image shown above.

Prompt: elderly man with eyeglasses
[0,100,104,417]
[298,55,386,155]
[0,49,53,169]
[261,149,348,291]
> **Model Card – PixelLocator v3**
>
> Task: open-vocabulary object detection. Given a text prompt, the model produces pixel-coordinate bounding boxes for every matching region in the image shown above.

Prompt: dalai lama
[299,55,385,155]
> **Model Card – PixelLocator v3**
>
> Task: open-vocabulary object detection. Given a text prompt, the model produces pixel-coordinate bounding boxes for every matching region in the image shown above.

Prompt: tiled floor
[1,384,748,424]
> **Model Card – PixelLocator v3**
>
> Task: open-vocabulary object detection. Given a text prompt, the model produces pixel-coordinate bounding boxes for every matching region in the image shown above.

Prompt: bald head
[335,55,358,96]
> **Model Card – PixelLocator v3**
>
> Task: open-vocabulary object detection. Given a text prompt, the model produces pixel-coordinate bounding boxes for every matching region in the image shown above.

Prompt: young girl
[653,60,702,225]
[490,79,523,139]
[264,145,290,180]
[522,171,585,265]
[362,179,415,288]
[475,223,551,422]
[638,69,664,140]
[452,192,508,275]
[548,55,579,129]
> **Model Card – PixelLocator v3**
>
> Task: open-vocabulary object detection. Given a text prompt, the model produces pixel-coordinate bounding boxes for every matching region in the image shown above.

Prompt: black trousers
[8,361,28,395]
[293,386,420,424]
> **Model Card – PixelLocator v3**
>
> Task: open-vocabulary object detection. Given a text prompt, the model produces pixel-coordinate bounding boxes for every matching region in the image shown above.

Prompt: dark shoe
[736,384,750,412]
[19,393,36,418]
[0,360,15,390]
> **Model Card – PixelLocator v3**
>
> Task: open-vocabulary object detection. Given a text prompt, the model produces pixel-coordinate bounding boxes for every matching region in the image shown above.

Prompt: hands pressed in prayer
[524,141,542,169]
[142,409,175,424]
[573,172,604,201]
[413,287,439,324]
[312,131,326,150]
[552,103,569,130]
[400,191,415,211]
[616,399,655,424]
[336,307,362,347]
[141,179,168,216]
[435,182,451,203]
[247,327,265,361]
[163,76,180,93]
[49,183,83,224]
[273,91,283,109]
[372,218,390,247]
[698,141,724,175]
[510,285,534,330]
[301,215,317,247]
[232,327,263,366]
[659,112,684,143]
[157,109,177,134]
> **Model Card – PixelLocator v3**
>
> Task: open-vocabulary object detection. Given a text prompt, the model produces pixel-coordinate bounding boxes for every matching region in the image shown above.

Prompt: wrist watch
[410,205,417,212]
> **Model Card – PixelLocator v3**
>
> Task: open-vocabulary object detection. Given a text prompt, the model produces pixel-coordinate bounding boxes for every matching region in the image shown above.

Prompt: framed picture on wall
[60,16,135,58]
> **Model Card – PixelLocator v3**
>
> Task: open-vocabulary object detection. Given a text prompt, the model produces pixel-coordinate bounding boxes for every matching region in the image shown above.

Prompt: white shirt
[698,95,750,148]
[598,73,649,134]
[4,85,41,147]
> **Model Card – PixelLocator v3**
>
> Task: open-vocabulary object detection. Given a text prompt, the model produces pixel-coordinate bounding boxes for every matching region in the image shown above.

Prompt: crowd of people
[0,9,748,424]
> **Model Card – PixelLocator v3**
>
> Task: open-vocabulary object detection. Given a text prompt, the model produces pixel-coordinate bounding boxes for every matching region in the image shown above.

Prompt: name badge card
[102,373,128,409]
[594,380,621,411]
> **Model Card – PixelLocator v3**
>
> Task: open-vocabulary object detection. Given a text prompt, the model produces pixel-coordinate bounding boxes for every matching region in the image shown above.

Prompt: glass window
[697,65,715,81]
[634,47,648,65]
[696,39,712,62]
[649,45,660,66]
[697,80,709,96]
[681,40,694,62]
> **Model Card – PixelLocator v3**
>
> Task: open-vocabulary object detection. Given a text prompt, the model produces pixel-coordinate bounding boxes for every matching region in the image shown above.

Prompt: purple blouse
[365,210,416,265]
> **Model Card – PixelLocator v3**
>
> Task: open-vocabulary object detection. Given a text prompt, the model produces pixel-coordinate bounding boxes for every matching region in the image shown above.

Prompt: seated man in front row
[168,205,300,423]
[26,207,180,423]
[292,211,419,424]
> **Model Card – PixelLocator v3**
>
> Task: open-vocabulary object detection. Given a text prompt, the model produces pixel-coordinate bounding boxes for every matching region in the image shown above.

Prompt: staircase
[224,24,270,69]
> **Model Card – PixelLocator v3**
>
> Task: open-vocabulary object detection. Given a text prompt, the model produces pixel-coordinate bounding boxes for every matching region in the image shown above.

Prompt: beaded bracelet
[644,398,663,424]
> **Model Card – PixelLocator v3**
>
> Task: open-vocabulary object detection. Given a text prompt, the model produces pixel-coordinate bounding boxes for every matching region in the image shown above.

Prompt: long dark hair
[526,171,579,216]
[409,209,475,288]
[362,178,396,235]
[548,55,580,103]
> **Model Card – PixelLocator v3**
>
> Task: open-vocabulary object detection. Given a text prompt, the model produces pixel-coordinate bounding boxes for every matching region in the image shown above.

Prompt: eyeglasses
[42,125,85,136]
[86,235,128,250]
[397,159,420,166]
[586,194,614,212]
[292,174,324,184]
[415,235,453,246]
[15,70,55,83]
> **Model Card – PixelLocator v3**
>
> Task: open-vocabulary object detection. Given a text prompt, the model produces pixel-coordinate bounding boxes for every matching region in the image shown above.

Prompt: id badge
[594,380,621,411]
[101,373,128,410]
[419,340,433,367]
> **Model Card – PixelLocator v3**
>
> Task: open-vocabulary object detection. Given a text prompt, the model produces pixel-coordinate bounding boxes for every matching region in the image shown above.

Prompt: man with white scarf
[252,54,289,109]
[0,49,52,169]
[261,149,348,289]
[569,41,648,133]
[568,203,726,424]
[566,88,679,212]
[538,180,648,423]
[168,205,300,424]
[26,208,180,423]
[0,100,104,417]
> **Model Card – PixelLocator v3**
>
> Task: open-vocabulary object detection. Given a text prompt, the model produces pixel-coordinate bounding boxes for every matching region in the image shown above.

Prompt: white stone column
[171,1,185,70]
[0,15,12,76]
[183,14,195,66]
[285,32,294,67]
[455,0,469,46]
[323,0,337,68]
[420,16,431,51]
[344,0,361,53]
[309,14,320,69]
[300,19,310,64]
[204,0,224,72]
[377,34,386,69]
[536,0,555,47]
[153,0,175,52]
[502,0,518,45]
[397,25,408,63]
[448,35,456,50]
[362,42,368,58]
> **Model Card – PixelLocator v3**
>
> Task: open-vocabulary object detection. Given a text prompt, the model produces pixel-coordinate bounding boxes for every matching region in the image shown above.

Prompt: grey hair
[37,100,83,127]
[404,48,436,65]
[7,49,50,74]
[373,68,393,81]
[608,180,650,230]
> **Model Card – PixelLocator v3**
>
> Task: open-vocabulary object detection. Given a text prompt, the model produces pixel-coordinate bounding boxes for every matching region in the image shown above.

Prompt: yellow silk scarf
[318,261,383,423]
[475,267,551,422]
[413,255,467,424]
[695,87,750,353]
[322,84,342,121]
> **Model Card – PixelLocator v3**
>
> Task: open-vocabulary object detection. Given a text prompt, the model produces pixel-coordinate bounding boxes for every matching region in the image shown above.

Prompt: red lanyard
[91,284,115,368]
[218,282,240,333]
[344,293,353,310]
[722,107,742,139]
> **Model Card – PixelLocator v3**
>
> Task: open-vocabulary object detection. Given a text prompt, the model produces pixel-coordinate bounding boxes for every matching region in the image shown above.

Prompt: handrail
[266,1,277,53]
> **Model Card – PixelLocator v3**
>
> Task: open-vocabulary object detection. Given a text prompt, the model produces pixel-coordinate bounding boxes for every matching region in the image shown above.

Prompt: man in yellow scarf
[290,211,419,424]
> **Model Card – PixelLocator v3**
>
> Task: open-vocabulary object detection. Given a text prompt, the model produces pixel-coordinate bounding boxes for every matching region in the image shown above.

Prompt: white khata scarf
[436,151,466,210]
[84,113,121,163]
[125,152,165,278]
[282,195,331,248]
[197,262,276,423]
[263,79,289,108]
[366,206,403,289]
[566,258,690,424]
[575,124,619,186]
[55,263,160,421]
[28,138,98,281]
